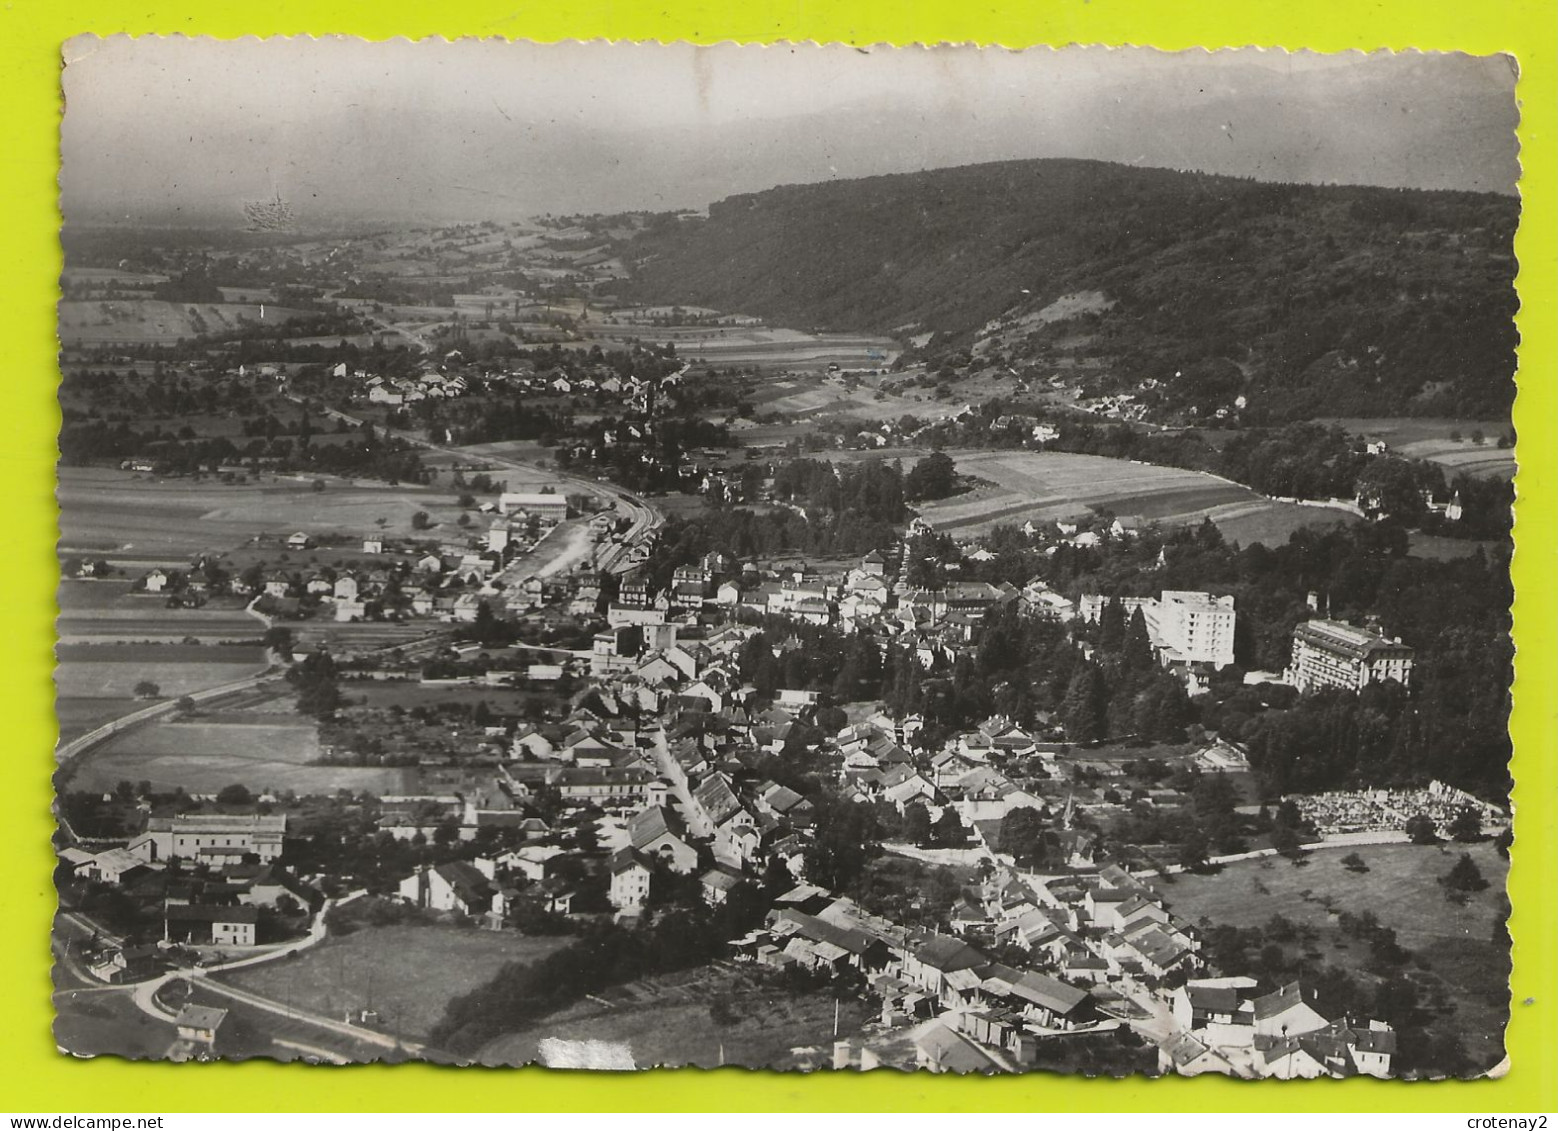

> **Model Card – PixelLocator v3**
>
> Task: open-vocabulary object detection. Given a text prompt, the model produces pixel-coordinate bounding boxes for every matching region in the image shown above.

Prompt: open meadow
[1160,841,1510,1069]
[59,467,472,564]
[53,642,272,744]
[57,300,315,346]
[64,710,409,796]
[1208,499,1361,548]
[220,923,571,1043]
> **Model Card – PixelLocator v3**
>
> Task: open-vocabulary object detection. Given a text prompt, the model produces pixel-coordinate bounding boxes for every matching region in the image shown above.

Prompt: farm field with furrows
[290,623,442,653]
[57,580,263,644]
[55,609,263,642]
[58,467,469,559]
[65,711,411,796]
[909,450,1257,534]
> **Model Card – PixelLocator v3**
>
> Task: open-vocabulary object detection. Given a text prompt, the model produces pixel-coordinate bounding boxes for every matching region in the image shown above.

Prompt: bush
[1440,852,1489,894]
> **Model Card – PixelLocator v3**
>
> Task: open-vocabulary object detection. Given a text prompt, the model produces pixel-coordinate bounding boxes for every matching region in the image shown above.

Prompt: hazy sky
[60,37,1521,225]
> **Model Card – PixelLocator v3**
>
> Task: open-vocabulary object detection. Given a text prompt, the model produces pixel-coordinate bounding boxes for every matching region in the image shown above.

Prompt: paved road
[645,725,713,838]
[57,893,425,1061]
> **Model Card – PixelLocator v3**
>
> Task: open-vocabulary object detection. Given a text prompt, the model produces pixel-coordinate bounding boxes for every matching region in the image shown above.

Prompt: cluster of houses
[59,813,320,977]
[345,347,684,415]
[139,490,580,625]
[1165,978,1396,1079]
[64,515,1421,1077]
[358,365,470,406]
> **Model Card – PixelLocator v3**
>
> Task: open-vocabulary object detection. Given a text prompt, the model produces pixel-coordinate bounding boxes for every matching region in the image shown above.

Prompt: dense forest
[637,456,912,584]
[617,159,1517,420]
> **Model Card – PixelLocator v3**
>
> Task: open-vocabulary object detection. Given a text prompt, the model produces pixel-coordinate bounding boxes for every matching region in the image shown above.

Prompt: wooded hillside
[617,159,1518,420]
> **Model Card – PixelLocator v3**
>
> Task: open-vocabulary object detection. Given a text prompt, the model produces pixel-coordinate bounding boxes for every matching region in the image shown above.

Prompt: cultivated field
[58,466,472,563]
[220,924,570,1042]
[1324,418,1516,480]
[1162,842,1510,1070]
[290,623,443,653]
[54,642,272,744]
[344,683,556,711]
[65,713,408,796]
[427,438,552,473]
[58,300,314,346]
[476,963,871,1069]
[578,322,898,371]
[750,373,951,419]
[905,450,1349,545]
[55,661,265,702]
[55,608,264,643]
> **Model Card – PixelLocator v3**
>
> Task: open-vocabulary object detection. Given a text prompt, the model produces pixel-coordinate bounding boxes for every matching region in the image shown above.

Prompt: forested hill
[616,159,1519,420]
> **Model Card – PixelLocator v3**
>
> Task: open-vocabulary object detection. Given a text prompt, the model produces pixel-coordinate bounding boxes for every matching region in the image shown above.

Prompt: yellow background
[2,0,1552,1112]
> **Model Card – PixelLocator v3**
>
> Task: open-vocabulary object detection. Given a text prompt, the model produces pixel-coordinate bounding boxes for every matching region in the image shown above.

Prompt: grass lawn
[52,990,176,1060]
[220,924,570,1042]
[1212,501,1359,549]
[476,964,871,1069]
[1160,841,1510,1070]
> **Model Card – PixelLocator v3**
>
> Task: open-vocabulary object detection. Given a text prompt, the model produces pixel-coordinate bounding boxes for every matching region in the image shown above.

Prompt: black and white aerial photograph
[53,38,1520,1078]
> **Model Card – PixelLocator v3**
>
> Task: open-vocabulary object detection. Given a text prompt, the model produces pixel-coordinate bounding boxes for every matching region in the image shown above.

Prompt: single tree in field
[1340,852,1370,874]
[1448,805,1484,842]
[1404,812,1439,845]
[133,680,161,699]
[1440,852,1489,895]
